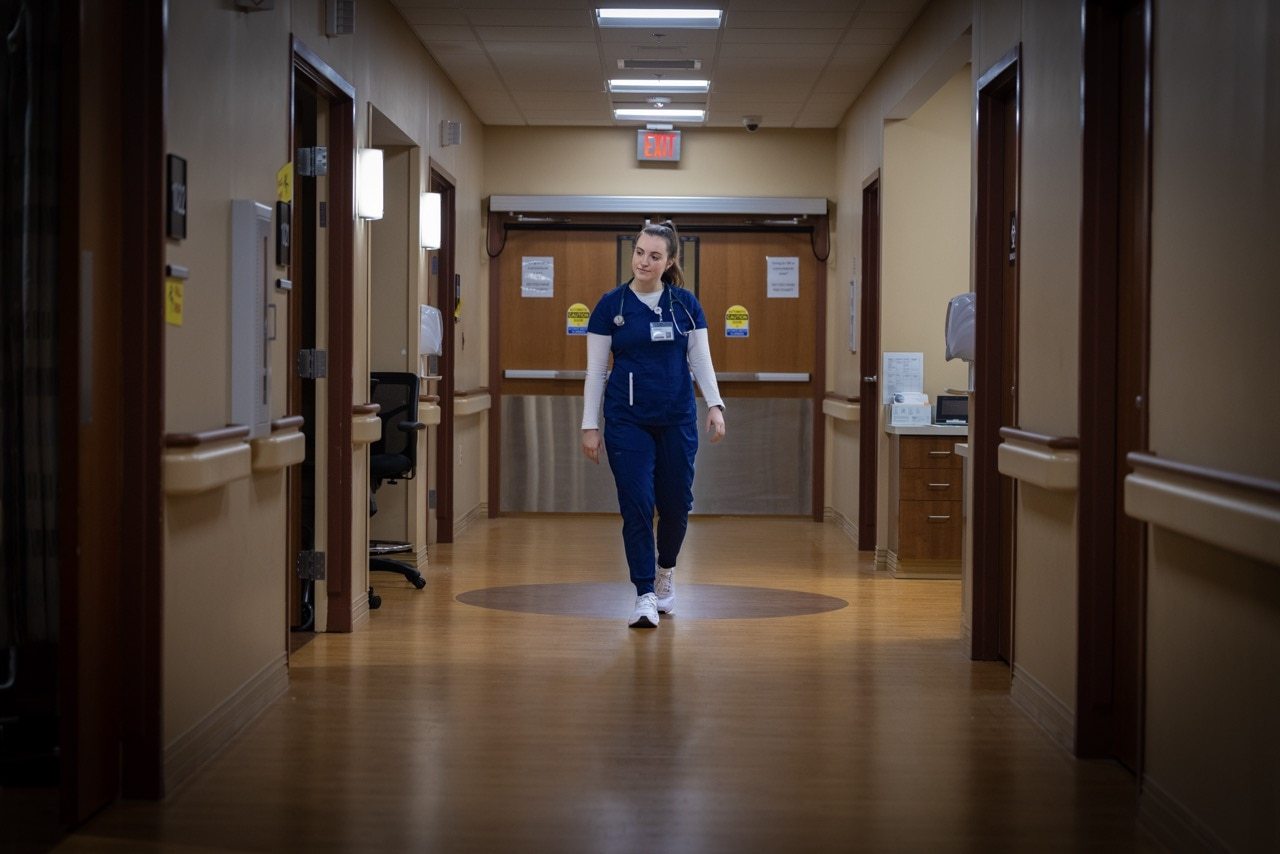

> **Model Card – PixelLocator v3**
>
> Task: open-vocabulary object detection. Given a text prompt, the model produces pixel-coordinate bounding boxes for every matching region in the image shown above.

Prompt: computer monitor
[935,394,968,425]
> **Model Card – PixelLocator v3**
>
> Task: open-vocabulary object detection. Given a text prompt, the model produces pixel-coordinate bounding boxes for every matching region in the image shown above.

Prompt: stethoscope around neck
[612,280,695,336]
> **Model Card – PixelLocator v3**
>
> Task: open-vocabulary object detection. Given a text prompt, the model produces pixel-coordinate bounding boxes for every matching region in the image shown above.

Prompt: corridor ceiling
[388,0,928,128]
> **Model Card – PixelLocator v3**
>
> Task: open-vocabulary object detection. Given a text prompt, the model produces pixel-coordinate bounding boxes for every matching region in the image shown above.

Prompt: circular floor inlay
[456,582,847,620]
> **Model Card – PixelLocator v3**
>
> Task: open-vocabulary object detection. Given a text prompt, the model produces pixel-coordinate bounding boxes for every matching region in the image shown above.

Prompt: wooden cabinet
[889,434,965,578]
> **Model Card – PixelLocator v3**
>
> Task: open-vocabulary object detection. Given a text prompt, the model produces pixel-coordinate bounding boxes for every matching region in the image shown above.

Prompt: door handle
[863,375,878,383]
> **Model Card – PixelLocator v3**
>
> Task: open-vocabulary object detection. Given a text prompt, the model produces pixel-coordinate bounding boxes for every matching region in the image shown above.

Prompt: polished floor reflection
[61,516,1158,852]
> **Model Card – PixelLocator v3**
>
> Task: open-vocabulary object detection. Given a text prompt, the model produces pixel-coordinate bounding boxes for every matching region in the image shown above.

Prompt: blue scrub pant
[604,419,698,595]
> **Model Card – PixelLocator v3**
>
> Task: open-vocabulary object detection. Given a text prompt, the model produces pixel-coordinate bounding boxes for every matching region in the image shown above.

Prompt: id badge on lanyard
[649,321,675,342]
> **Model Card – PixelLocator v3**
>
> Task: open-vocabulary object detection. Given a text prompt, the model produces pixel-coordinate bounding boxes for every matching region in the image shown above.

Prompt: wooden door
[290,39,355,632]
[1078,0,1151,773]
[972,49,1021,664]
[430,170,456,540]
[859,176,882,550]
[697,231,817,385]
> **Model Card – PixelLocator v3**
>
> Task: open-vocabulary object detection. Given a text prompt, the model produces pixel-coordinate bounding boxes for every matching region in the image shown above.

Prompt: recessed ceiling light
[608,79,710,94]
[596,9,723,29]
[613,108,706,122]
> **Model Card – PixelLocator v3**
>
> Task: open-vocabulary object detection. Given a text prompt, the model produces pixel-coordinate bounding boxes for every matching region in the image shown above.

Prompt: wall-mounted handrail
[998,427,1080,450]
[164,424,251,448]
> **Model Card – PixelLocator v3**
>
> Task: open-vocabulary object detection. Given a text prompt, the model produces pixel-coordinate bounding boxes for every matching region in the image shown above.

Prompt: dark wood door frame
[116,0,166,800]
[291,38,355,631]
[858,173,881,550]
[430,167,457,541]
[1076,0,1152,772]
[971,47,1022,663]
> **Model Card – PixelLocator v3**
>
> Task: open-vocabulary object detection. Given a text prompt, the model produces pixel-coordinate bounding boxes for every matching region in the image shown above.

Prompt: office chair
[369,371,427,592]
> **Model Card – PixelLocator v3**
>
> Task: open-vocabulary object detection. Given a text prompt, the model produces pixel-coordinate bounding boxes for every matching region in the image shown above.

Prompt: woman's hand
[705,406,726,443]
[581,428,602,463]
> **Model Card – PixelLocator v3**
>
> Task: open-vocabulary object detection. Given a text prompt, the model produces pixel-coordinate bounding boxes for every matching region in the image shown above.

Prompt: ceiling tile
[475,26,596,42]
[397,8,468,26]
[415,25,476,41]
[463,9,593,27]
[843,28,906,46]
[814,67,874,94]
[722,28,843,44]
[725,11,853,29]
[852,10,919,29]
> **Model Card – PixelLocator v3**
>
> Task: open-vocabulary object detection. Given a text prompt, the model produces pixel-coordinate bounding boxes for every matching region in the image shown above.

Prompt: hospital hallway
[57,516,1157,853]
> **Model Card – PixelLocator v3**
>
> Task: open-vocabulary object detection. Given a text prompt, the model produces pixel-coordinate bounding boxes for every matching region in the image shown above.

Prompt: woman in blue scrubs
[580,221,726,628]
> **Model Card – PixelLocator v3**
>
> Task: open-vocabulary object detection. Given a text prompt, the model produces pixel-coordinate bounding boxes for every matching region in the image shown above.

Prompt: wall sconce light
[356,148,384,220]
[421,191,442,249]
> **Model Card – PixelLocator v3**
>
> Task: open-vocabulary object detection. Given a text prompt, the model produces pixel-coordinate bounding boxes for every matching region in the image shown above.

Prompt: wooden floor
[61,516,1158,852]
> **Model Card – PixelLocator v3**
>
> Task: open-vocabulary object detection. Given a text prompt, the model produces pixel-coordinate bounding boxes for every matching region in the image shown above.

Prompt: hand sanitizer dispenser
[230,200,273,440]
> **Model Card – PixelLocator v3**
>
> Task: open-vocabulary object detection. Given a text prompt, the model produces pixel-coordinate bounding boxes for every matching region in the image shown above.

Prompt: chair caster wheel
[412,576,426,590]
[369,587,382,609]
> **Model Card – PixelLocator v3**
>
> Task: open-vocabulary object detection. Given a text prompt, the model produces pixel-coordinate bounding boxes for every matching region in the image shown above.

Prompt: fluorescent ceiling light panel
[613,108,705,121]
[608,79,710,93]
[596,8,722,29]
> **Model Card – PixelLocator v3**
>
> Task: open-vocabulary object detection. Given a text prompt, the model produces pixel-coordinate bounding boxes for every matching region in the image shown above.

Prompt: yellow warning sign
[276,162,293,204]
[165,278,184,326]
[725,304,749,337]
[567,302,590,336]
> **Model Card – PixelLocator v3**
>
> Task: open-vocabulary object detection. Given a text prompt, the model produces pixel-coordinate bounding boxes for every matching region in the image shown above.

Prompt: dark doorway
[1077,0,1151,773]
[289,39,356,631]
[288,75,322,641]
[858,174,882,551]
[429,169,456,541]
[971,48,1021,663]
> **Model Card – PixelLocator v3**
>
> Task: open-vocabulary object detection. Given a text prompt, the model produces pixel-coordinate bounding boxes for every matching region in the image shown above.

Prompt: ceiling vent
[618,59,702,71]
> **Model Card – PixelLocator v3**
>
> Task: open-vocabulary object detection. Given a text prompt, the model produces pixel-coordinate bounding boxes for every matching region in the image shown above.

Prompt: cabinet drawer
[900,436,964,469]
[898,500,962,560]
[900,468,962,501]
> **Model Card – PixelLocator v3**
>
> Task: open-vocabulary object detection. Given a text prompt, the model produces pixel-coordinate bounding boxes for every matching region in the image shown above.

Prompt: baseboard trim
[827,507,858,545]
[1139,775,1232,854]
[454,502,487,539]
[1010,663,1076,754]
[163,653,288,794]
[874,547,890,570]
[353,591,371,630]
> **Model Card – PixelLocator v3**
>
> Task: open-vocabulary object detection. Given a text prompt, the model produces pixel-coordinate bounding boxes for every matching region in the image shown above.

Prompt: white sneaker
[655,566,675,614]
[628,592,659,628]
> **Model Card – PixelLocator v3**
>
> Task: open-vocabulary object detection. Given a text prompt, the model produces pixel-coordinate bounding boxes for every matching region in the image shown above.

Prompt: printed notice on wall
[521,256,554,298]
[882,352,924,404]
[766,256,800,298]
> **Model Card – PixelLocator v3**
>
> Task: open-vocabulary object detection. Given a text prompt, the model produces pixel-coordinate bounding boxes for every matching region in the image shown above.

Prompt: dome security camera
[742,115,762,133]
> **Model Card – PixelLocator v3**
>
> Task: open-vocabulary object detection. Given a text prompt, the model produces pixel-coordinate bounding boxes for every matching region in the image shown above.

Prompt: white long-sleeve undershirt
[580,328,724,430]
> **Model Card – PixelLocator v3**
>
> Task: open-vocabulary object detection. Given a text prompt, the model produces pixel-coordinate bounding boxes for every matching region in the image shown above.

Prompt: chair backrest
[370,372,421,474]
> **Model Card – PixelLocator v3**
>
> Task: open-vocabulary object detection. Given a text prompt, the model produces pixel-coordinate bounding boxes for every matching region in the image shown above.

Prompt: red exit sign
[637,129,682,162]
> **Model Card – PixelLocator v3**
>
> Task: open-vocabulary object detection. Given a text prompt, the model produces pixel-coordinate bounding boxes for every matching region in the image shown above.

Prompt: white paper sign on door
[521,256,554,298]
[766,256,799,298]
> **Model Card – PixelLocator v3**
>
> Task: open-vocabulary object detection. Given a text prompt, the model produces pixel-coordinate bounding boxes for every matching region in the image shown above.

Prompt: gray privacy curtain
[1,0,60,652]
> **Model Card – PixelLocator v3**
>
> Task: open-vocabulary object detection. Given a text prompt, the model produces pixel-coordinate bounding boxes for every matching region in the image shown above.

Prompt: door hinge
[297,348,329,379]
[296,550,326,580]
[1008,210,1018,263]
[295,146,328,177]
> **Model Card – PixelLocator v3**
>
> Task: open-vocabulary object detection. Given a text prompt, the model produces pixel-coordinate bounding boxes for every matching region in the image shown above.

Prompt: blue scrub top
[587,281,708,426]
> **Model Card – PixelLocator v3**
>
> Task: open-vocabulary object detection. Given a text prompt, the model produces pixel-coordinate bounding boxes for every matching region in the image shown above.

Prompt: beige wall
[161,0,486,769]
[484,127,836,198]
[971,0,1280,847]
[974,0,1085,721]
[830,0,971,538]
[1142,1,1280,848]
